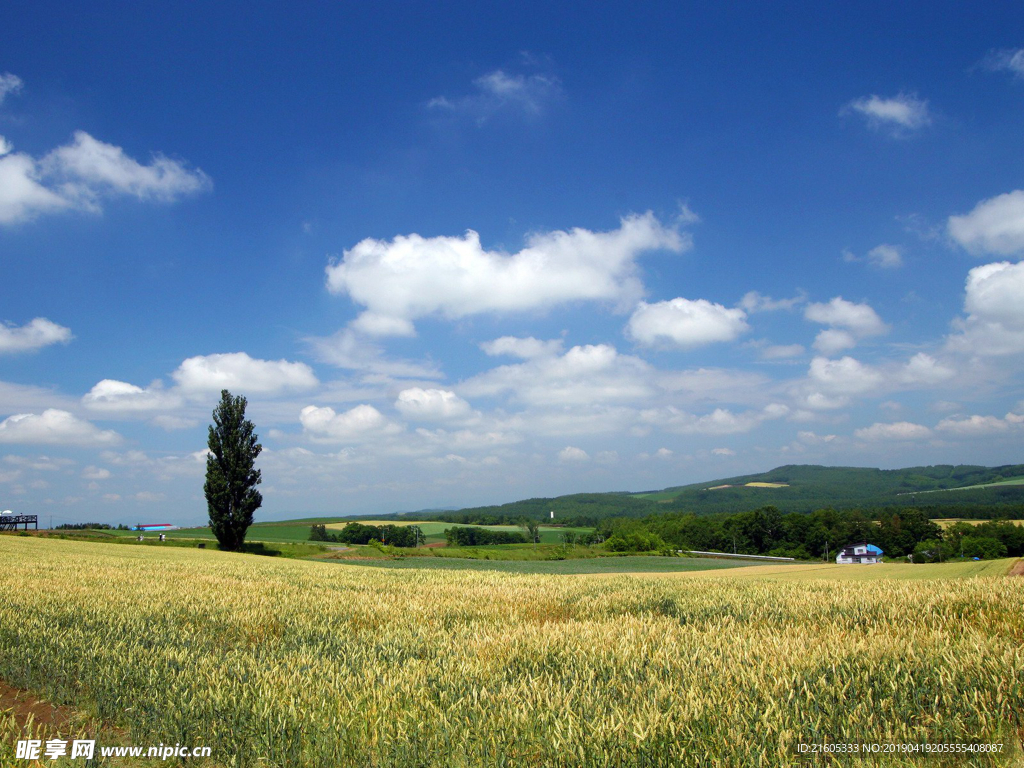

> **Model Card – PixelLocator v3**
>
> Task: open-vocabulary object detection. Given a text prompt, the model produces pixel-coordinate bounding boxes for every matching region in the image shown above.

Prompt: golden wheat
[1,536,1021,767]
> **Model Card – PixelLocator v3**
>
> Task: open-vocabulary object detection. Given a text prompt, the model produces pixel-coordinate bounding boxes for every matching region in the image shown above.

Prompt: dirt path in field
[0,678,76,732]
[1009,558,1024,577]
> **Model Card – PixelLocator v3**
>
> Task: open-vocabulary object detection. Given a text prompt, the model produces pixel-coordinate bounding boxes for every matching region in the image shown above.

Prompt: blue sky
[2,3,1023,525]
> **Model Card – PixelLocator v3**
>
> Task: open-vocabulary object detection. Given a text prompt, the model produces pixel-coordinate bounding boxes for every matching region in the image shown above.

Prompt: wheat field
[1,536,1022,767]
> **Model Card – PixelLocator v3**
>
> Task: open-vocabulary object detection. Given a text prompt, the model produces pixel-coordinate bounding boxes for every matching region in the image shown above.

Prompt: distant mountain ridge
[409,463,1024,523]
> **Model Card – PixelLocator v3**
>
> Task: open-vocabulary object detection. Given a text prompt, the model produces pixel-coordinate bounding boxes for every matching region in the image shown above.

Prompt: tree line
[596,506,1024,561]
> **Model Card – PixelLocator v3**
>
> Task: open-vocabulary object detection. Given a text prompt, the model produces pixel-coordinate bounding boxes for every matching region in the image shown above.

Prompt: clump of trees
[605,531,668,553]
[55,523,131,531]
[446,527,527,546]
[310,522,422,547]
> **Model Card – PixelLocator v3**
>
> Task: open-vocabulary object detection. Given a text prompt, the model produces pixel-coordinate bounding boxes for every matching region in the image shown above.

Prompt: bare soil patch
[0,679,76,732]
[1009,559,1024,577]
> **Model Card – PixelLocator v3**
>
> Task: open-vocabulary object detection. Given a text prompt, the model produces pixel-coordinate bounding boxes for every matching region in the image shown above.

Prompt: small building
[836,542,883,564]
[133,523,175,532]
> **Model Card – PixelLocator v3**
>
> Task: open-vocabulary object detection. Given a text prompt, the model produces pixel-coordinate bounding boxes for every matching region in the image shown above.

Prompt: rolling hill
[406,464,1024,523]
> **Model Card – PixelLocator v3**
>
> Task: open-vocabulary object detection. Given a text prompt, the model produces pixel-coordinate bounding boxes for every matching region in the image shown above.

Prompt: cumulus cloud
[805,297,888,353]
[82,466,111,480]
[711,447,735,456]
[738,291,805,313]
[557,446,589,462]
[947,261,1024,355]
[299,404,401,442]
[461,344,653,406]
[428,67,562,124]
[627,298,749,348]
[325,213,686,335]
[480,336,563,359]
[0,409,120,446]
[948,190,1024,257]
[173,352,318,395]
[811,329,857,356]
[866,244,903,269]
[843,93,931,134]
[82,379,183,412]
[0,130,210,225]
[899,353,955,385]
[0,318,72,354]
[806,297,888,336]
[807,356,884,396]
[395,388,474,421]
[854,421,931,441]
[935,412,1022,436]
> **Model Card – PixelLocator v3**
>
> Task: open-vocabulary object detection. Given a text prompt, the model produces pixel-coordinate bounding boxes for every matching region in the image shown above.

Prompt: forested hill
[404,464,1024,524]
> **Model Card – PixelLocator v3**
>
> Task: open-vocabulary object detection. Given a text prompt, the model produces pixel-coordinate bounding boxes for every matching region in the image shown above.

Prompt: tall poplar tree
[204,390,262,551]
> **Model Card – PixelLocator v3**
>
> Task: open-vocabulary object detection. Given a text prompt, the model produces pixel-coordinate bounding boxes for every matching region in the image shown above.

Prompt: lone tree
[204,390,262,551]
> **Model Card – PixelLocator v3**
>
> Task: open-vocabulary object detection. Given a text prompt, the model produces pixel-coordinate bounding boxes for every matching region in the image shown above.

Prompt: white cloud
[0,410,120,446]
[981,48,1024,79]
[0,73,23,106]
[843,93,931,134]
[82,466,111,480]
[854,421,931,441]
[866,244,903,269]
[0,129,210,225]
[461,344,654,406]
[0,153,71,224]
[173,353,318,395]
[807,356,884,395]
[797,431,837,444]
[325,213,686,334]
[948,190,1024,256]
[711,447,735,456]
[395,388,473,421]
[627,298,749,348]
[947,261,1024,355]
[641,404,787,435]
[738,291,805,313]
[812,329,857,355]
[480,336,563,359]
[304,328,442,379]
[557,446,589,462]
[935,412,1023,436]
[428,68,562,123]
[82,379,183,412]
[0,318,72,354]
[299,404,401,442]
[899,353,954,385]
[805,297,888,337]
[42,131,211,204]
[415,426,521,451]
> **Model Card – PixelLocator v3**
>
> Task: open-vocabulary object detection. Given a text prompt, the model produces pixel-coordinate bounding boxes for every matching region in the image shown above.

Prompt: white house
[835,542,883,564]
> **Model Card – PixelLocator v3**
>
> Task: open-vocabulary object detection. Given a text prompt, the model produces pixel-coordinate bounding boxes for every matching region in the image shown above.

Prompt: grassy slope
[430,463,1024,520]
